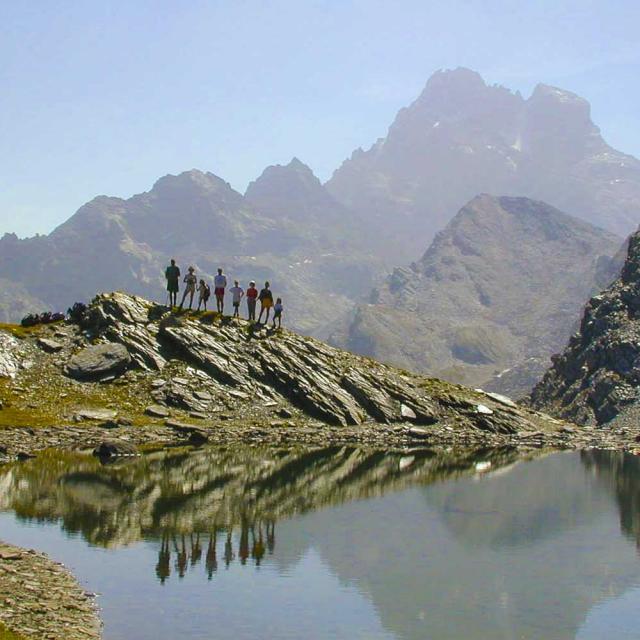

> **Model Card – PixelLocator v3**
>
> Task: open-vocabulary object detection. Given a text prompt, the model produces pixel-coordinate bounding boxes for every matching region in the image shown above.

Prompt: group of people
[164,260,284,327]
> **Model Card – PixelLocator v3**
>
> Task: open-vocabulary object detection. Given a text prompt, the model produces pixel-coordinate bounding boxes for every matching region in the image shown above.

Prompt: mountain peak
[151,169,234,195]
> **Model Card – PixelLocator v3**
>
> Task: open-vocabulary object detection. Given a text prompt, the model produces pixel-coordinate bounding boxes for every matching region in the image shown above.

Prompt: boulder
[37,338,63,353]
[75,408,118,421]
[145,405,170,418]
[67,343,131,380]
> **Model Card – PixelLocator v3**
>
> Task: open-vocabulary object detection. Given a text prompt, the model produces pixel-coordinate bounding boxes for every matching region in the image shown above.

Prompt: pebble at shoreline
[0,542,101,640]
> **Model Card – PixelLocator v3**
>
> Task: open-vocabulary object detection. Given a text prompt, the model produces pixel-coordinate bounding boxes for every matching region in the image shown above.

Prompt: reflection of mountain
[277,452,640,640]
[0,446,522,548]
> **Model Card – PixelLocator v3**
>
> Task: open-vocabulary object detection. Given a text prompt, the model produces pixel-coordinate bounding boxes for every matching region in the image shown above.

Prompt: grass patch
[0,622,29,640]
[0,323,44,339]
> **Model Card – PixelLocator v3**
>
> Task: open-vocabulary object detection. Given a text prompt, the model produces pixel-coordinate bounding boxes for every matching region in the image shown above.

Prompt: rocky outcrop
[85,292,543,430]
[327,67,640,260]
[329,195,621,396]
[530,229,640,425]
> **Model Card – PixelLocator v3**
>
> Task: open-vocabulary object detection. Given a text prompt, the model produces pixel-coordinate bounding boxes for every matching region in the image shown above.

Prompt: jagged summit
[530,228,640,426]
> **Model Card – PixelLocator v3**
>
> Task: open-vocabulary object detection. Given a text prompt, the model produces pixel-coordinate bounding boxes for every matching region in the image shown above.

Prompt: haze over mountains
[328,195,621,396]
[2,67,639,395]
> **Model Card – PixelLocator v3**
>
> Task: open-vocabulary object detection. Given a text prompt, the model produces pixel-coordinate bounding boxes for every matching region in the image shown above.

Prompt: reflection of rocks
[0,446,524,548]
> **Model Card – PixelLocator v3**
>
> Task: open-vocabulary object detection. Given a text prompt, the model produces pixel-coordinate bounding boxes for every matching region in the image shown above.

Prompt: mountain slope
[0,169,379,333]
[329,195,621,396]
[327,67,640,260]
[530,228,640,426]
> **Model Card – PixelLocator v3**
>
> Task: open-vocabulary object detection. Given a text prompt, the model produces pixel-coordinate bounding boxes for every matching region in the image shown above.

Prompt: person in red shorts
[246,280,258,321]
[213,268,227,314]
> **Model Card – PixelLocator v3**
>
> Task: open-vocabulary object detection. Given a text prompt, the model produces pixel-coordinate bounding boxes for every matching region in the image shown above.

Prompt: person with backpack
[246,281,258,321]
[229,280,245,319]
[214,268,227,314]
[165,259,181,307]
[257,281,274,324]
[179,266,197,310]
[272,297,284,329]
[197,279,211,311]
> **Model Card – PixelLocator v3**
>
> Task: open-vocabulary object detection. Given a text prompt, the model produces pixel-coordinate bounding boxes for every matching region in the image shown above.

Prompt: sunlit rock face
[329,194,621,396]
[327,67,640,260]
[530,229,640,426]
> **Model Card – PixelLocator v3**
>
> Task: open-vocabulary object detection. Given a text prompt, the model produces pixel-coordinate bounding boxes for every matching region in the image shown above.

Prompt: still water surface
[1,446,639,639]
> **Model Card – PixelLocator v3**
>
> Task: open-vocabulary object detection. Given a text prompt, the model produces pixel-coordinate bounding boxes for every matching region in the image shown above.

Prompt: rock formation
[530,228,640,425]
[327,67,640,260]
[329,195,621,396]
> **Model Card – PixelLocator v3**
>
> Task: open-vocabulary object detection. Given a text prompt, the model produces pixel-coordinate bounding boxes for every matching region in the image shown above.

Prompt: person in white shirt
[229,280,245,319]
[214,268,227,314]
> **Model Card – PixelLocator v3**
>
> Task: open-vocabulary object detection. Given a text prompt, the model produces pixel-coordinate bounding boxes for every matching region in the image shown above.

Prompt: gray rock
[67,343,131,381]
[75,408,117,421]
[484,392,517,408]
[145,405,169,418]
[37,338,63,353]
[400,404,417,420]
[408,427,430,439]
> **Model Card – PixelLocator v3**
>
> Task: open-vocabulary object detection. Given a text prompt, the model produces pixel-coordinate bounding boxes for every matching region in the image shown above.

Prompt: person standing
[214,268,227,314]
[246,281,258,321]
[197,279,211,311]
[229,280,245,319]
[165,259,181,307]
[272,297,283,329]
[257,281,274,324]
[179,266,197,310]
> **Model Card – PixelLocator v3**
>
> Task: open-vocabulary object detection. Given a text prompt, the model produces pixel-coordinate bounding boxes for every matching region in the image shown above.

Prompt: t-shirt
[246,288,258,299]
[259,288,273,302]
[165,265,180,281]
[229,286,244,303]
[214,274,227,289]
[274,302,283,314]
[184,273,197,289]
[199,283,210,299]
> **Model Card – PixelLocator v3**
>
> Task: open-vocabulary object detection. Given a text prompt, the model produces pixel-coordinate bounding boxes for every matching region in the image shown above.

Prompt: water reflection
[2,447,640,639]
[0,445,524,569]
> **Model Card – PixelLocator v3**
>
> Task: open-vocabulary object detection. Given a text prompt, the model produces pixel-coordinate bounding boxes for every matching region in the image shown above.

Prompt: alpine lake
[1,444,640,640]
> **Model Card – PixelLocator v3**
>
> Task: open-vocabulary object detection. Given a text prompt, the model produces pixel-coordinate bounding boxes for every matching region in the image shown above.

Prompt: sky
[1,0,639,237]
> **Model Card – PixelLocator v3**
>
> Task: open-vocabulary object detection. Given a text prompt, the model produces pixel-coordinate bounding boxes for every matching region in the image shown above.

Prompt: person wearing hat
[246,281,258,321]
[179,266,197,310]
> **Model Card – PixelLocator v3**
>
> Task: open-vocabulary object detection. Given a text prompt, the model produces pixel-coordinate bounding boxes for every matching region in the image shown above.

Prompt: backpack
[203,284,211,301]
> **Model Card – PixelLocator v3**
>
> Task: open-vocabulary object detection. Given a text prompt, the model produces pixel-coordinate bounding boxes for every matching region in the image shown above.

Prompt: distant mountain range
[2,67,639,395]
[328,195,622,396]
[327,67,640,260]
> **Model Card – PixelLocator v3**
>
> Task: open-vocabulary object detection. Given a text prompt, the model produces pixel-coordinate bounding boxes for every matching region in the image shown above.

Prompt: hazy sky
[2,0,639,237]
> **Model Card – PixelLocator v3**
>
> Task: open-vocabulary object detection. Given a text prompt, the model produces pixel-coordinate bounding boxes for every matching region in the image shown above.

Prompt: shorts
[214,288,225,297]
[167,280,179,293]
[261,299,273,309]
[233,301,240,308]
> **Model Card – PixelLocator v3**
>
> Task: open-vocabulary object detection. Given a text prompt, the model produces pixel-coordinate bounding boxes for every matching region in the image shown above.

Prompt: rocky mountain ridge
[327,67,640,259]
[329,195,621,396]
[530,228,640,426]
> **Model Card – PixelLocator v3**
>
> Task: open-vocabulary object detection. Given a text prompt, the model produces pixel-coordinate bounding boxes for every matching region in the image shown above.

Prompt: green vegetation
[0,322,44,340]
[0,622,29,640]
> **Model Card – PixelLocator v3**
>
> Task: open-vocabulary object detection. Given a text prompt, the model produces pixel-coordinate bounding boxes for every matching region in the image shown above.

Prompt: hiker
[257,281,274,324]
[229,280,245,318]
[165,259,181,307]
[246,281,258,321]
[214,268,227,314]
[272,297,283,329]
[197,279,211,311]
[179,266,197,310]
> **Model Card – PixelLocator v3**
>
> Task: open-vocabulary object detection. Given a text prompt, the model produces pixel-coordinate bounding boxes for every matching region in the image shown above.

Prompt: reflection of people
[239,521,250,565]
[165,259,180,307]
[206,530,218,579]
[252,524,266,566]
[156,532,171,584]
[190,533,202,566]
[224,530,235,568]
[267,521,276,555]
[174,535,188,578]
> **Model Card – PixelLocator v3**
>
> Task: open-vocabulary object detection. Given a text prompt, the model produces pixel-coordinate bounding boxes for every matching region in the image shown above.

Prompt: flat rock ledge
[0,541,101,640]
